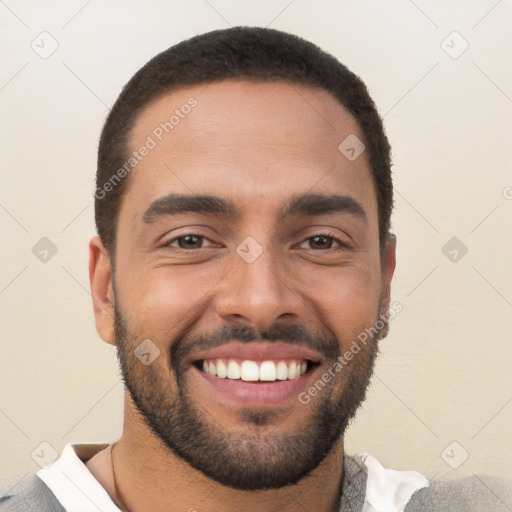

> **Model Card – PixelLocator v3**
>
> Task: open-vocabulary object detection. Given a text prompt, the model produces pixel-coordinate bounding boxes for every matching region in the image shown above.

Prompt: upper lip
[189,342,322,364]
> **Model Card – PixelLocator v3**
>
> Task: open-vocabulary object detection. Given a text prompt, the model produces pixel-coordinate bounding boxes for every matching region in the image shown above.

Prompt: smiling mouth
[194,358,319,382]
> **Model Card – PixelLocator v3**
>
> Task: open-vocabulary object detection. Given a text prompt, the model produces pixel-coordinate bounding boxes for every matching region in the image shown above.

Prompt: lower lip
[191,365,319,406]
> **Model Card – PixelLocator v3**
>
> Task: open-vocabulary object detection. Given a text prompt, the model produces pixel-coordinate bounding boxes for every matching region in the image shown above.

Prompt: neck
[112,397,345,512]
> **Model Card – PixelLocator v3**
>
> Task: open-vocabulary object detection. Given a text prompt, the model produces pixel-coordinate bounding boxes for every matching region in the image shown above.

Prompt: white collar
[37,443,120,512]
[357,453,429,512]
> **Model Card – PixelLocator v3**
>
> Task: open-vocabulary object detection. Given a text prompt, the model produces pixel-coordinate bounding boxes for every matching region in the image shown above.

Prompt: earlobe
[89,236,116,345]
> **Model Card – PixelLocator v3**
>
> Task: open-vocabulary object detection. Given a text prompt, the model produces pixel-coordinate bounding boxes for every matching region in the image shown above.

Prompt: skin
[87,80,396,512]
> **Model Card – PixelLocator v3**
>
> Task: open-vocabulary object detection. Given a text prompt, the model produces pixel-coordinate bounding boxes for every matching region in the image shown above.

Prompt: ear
[378,234,397,339]
[381,233,397,298]
[89,236,115,345]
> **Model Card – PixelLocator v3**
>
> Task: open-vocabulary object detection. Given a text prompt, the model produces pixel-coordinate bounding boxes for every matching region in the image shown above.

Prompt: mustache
[170,322,341,370]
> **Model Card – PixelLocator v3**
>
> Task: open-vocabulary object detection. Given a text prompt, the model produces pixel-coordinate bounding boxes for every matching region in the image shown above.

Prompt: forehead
[122,80,376,222]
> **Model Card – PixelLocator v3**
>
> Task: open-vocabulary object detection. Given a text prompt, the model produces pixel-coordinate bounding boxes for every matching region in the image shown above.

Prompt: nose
[214,242,305,331]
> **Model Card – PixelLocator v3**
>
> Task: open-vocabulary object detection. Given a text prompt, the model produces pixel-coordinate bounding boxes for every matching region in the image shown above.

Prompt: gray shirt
[2,455,512,511]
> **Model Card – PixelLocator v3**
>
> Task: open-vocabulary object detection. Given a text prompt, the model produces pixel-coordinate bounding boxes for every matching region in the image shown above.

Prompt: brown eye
[307,235,335,250]
[176,235,204,249]
[297,233,347,251]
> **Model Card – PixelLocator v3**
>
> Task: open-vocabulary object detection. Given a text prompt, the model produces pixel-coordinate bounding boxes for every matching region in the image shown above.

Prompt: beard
[113,301,385,491]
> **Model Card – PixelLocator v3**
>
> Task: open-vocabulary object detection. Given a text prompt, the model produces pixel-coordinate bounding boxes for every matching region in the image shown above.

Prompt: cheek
[120,265,222,341]
[298,263,382,351]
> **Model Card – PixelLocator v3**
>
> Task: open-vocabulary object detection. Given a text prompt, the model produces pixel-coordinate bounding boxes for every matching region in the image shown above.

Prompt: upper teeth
[201,359,308,381]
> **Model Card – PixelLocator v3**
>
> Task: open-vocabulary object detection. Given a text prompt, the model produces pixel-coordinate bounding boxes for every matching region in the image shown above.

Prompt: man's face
[109,80,395,490]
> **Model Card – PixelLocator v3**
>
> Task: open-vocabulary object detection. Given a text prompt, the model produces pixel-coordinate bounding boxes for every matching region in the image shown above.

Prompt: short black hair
[95,26,393,256]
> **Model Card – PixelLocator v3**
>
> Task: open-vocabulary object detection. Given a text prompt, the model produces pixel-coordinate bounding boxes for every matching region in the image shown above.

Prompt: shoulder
[0,475,65,512]
[406,473,512,511]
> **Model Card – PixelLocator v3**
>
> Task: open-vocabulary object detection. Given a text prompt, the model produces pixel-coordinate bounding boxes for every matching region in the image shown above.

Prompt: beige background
[1,0,511,486]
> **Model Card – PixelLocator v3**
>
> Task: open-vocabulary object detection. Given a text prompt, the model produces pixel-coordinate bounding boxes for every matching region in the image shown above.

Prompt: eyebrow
[142,193,367,224]
[143,194,239,223]
[279,193,367,222]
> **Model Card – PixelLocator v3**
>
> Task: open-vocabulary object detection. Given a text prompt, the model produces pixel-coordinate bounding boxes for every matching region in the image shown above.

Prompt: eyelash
[164,232,348,251]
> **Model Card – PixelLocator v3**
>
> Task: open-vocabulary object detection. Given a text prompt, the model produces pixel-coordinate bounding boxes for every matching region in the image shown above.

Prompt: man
[2,26,511,511]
